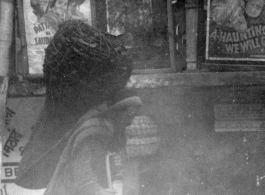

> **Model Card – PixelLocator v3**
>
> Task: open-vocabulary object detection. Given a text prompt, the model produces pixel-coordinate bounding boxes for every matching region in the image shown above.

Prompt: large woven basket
[44,20,124,68]
[43,20,129,83]
[126,115,160,157]
[43,20,132,101]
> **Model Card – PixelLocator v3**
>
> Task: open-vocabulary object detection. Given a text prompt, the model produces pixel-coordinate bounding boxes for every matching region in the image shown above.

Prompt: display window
[14,0,182,77]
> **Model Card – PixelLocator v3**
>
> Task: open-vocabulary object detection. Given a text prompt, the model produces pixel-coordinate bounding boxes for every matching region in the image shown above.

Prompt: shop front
[2,1,265,195]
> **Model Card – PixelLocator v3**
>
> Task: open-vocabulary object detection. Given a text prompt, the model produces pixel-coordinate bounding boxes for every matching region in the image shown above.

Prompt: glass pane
[106,0,171,70]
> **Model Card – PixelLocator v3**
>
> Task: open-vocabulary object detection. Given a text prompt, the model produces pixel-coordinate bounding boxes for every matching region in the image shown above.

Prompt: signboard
[23,0,93,75]
[1,97,45,195]
[214,104,265,132]
[206,0,265,61]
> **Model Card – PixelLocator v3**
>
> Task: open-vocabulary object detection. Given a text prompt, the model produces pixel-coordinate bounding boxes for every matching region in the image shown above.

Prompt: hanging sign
[23,0,93,75]
[206,0,265,62]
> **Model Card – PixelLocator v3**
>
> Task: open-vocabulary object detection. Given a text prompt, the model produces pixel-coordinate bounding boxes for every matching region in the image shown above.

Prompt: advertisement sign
[206,0,265,61]
[23,0,93,75]
[214,104,265,132]
[1,97,45,195]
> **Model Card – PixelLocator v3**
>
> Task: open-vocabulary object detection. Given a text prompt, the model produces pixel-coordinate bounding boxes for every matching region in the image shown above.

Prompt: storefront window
[15,0,186,77]
[106,0,172,70]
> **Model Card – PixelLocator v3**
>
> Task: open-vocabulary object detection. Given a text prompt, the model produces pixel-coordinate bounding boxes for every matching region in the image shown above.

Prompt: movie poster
[206,0,265,61]
[23,0,93,75]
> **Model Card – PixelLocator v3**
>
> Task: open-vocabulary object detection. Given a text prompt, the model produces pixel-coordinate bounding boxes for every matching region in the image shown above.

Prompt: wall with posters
[23,0,93,75]
[206,0,265,62]
[1,97,45,195]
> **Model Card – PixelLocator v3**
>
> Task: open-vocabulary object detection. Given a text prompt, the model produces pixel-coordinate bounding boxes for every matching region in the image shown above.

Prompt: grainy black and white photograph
[1,0,265,195]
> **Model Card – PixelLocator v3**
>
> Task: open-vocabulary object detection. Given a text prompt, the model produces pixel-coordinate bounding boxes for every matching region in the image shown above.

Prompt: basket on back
[43,20,132,101]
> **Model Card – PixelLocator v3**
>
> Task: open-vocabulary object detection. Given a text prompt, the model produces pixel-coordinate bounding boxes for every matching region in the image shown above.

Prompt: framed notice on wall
[23,0,93,75]
[206,0,265,62]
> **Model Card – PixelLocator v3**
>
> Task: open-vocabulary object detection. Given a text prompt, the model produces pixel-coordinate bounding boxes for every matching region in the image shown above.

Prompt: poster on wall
[23,0,93,75]
[1,97,46,195]
[206,0,265,61]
